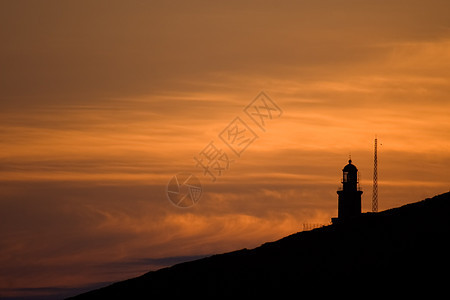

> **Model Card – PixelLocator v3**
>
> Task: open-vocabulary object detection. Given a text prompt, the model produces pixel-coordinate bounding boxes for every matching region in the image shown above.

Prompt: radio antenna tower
[372,137,378,212]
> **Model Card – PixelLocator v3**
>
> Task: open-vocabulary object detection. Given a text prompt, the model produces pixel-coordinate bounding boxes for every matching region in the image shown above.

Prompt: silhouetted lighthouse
[333,159,363,223]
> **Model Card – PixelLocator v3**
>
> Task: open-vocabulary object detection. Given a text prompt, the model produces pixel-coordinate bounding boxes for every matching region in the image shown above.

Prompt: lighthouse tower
[333,159,363,223]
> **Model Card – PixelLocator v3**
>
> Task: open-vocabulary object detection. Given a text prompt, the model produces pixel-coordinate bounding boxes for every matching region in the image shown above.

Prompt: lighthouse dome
[343,159,358,172]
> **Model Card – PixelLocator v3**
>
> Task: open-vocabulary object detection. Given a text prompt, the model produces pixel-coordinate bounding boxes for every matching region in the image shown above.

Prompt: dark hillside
[69,192,450,298]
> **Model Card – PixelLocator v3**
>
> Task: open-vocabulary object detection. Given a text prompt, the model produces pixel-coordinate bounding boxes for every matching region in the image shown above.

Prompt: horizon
[1,1,450,299]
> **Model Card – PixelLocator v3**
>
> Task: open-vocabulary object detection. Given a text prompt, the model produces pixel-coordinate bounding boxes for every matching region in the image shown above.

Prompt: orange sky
[1,1,450,298]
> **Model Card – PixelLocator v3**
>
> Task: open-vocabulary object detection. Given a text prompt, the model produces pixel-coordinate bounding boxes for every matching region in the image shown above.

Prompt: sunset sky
[1,1,449,298]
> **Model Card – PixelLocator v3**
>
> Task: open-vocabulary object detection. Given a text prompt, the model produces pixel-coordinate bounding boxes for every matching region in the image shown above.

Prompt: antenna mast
[372,137,378,212]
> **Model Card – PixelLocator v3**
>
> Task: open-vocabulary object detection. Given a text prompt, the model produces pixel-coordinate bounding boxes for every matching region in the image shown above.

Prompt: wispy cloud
[1,1,450,298]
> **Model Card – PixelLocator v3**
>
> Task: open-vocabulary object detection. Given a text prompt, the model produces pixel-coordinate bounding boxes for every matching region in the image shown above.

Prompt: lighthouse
[333,159,363,223]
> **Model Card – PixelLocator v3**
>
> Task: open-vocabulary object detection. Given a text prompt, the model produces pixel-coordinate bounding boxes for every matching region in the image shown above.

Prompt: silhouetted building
[332,159,362,223]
